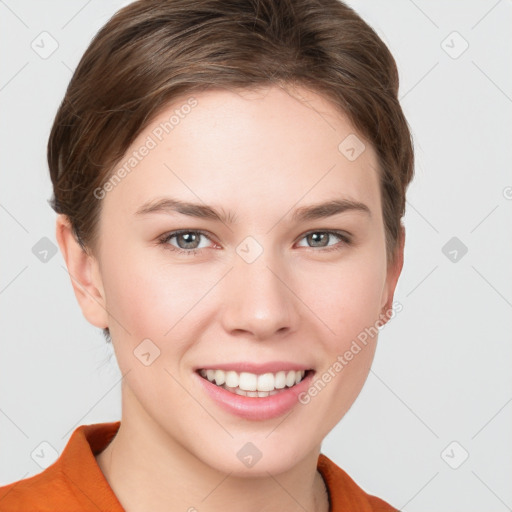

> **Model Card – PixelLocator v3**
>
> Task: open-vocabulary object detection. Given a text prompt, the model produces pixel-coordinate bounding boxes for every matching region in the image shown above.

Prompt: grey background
[1,1,511,511]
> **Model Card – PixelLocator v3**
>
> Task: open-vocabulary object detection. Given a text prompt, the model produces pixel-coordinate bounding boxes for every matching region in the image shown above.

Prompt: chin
[190,433,318,477]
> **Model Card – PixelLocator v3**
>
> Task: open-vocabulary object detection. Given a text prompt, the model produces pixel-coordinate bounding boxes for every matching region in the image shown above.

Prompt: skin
[56,84,404,512]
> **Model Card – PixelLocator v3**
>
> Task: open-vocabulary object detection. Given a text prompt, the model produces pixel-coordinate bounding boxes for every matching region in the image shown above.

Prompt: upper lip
[195,362,313,374]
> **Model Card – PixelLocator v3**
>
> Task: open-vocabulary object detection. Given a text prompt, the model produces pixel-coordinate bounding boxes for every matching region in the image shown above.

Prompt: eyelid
[296,229,351,244]
[295,230,352,253]
[158,228,352,255]
[158,229,217,249]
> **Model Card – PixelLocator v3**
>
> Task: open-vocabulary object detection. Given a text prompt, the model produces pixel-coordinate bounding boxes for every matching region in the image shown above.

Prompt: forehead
[101,84,382,222]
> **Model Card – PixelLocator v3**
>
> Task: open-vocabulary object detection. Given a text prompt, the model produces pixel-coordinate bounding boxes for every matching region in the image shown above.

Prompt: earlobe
[55,214,109,329]
[380,224,406,323]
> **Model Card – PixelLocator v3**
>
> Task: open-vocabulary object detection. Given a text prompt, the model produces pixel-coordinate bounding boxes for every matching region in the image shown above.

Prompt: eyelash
[157,229,352,256]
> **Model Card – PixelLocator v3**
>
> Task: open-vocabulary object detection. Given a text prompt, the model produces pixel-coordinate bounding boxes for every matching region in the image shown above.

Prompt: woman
[0,0,413,510]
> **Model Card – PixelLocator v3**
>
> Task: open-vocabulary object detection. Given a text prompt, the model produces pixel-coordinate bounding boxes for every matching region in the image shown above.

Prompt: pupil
[181,232,198,248]
[310,232,327,247]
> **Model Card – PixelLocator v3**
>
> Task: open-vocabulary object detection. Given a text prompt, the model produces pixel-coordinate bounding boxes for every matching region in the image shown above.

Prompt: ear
[55,214,109,329]
[379,224,405,324]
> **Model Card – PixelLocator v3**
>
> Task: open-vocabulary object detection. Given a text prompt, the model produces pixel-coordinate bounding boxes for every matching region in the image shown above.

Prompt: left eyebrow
[134,196,371,224]
[291,198,371,222]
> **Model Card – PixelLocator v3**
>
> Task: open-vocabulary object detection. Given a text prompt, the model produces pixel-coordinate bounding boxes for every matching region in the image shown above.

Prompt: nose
[220,247,300,341]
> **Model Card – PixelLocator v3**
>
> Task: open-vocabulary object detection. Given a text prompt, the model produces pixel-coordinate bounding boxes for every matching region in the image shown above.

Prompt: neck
[95,391,329,512]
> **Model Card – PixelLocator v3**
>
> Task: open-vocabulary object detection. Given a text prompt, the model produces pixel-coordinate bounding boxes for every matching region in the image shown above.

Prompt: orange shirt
[0,421,398,511]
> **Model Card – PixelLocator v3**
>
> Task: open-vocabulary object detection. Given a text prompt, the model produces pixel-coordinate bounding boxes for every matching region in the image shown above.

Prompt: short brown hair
[48,0,414,342]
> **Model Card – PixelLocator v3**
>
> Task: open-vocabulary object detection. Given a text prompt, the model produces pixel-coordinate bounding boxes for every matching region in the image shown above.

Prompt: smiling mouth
[197,368,314,397]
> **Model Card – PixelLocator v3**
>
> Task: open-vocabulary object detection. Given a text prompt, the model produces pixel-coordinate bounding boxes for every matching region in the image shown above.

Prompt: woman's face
[78,85,402,475]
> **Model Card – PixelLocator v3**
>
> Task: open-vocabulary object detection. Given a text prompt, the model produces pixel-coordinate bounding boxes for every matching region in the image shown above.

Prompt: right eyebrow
[134,196,371,224]
[134,197,238,224]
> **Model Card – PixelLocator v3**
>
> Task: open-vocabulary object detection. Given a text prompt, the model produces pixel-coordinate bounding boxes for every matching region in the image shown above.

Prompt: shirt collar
[60,421,124,511]
[60,421,375,512]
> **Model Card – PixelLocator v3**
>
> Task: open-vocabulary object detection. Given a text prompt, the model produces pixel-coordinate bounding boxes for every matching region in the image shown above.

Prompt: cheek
[102,235,387,354]
[297,258,386,427]
[298,252,386,351]
[101,250,205,344]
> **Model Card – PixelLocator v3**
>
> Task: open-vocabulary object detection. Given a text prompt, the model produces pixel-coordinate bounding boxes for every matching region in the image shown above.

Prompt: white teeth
[257,373,275,392]
[239,372,257,391]
[214,369,225,385]
[225,370,239,388]
[275,371,286,389]
[199,368,307,394]
[285,371,297,387]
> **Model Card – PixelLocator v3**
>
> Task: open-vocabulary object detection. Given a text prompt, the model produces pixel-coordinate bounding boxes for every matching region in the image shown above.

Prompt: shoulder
[317,453,398,512]
[0,421,123,512]
[0,464,75,511]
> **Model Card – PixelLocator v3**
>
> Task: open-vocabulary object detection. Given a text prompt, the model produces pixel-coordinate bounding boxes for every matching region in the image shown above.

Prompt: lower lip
[194,370,315,421]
